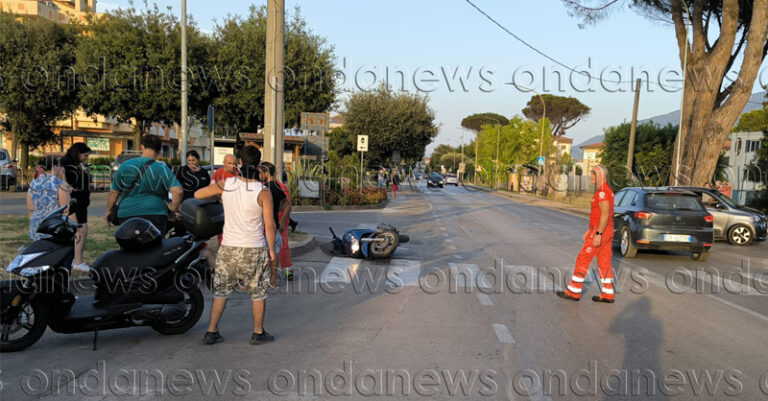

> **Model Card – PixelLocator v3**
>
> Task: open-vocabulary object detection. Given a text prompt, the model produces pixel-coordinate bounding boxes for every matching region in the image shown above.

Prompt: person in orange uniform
[557,165,615,303]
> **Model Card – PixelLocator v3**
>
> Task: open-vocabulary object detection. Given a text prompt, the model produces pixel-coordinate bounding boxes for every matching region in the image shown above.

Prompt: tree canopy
[0,12,79,167]
[600,122,678,187]
[733,107,768,132]
[210,6,336,133]
[562,0,768,186]
[75,6,211,134]
[521,94,590,138]
[460,113,509,132]
[343,86,438,166]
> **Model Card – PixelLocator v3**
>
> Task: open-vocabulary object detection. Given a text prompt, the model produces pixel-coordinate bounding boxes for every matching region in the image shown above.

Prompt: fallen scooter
[0,198,222,352]
[329,224,409,259]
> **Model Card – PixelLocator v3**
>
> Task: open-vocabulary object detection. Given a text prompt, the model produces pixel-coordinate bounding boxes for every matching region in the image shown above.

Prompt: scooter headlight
[350,237,360,253]
[19,265,51,277]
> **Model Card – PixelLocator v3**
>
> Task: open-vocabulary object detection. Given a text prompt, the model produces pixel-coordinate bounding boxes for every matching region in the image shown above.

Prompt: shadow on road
[606,297,666,401]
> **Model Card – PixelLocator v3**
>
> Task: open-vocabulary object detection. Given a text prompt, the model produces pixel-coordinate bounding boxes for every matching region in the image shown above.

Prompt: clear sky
[99,0,768,153]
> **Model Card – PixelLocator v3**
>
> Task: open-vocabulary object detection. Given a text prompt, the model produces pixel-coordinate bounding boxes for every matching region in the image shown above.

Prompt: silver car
[679,187,767,246]
[0,149,17,190]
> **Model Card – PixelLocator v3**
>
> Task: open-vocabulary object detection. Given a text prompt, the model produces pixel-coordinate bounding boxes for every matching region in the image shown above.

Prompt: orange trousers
[564,230,614,300]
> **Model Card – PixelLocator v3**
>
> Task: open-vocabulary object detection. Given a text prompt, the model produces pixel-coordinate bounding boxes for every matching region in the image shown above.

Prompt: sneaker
[556,291,580,301]
[71,263,90,273]
[233,280,246,291]
[592,295,615,304]
[204,331,223,344]
[250,330,275,345]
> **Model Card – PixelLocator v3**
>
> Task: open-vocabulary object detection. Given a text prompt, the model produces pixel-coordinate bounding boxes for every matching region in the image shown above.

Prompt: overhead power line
[462,0,670,88]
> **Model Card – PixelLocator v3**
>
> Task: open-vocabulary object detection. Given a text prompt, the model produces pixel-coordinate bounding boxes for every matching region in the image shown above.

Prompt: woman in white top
[195,146,277,345]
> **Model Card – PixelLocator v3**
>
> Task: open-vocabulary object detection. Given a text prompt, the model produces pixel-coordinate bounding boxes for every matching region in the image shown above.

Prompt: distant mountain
[641,90,767,127]
[571,90,767,160]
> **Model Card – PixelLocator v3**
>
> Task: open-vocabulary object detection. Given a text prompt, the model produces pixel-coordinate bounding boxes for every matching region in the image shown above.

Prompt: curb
[288,234,315,257]
[292,200,389,212]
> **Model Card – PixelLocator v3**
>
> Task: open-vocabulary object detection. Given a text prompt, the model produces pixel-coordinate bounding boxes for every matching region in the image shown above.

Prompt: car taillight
[704,215,714,223]
[635,212,653,220]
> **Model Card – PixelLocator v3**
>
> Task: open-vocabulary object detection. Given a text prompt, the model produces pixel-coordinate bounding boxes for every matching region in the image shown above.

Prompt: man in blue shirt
[104,135,182,234]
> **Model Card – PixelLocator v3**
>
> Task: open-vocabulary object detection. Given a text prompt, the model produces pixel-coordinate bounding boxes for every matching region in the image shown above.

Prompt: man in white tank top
[195,146,277,345]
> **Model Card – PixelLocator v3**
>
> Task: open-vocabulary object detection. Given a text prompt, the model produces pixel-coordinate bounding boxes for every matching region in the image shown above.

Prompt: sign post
[357,135,369,189]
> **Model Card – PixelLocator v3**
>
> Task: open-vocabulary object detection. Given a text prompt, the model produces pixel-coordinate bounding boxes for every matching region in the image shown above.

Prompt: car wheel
[691,251,710,262]
[620,225,638,258]
[727,224,753,246]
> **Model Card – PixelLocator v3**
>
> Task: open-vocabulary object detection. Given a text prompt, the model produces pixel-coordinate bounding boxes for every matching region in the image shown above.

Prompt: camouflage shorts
[213,245,271,301]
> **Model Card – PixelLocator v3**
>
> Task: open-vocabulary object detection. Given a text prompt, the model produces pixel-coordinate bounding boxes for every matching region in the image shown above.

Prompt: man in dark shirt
[259,162,289,274]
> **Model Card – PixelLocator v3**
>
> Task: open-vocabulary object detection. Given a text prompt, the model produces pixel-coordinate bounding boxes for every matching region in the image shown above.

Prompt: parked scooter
[0,199,222,352]
[329,224,409,259]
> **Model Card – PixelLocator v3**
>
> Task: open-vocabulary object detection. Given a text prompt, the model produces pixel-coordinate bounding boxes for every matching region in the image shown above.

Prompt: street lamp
[528,90,547,194]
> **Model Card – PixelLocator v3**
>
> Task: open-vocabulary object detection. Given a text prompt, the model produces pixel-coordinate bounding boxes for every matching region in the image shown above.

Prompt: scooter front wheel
[152,287,204,335]
[369,231,399,259]
[1,298,48,352]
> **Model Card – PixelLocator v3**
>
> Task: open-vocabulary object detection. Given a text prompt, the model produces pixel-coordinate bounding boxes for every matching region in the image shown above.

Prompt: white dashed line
[492,324,515,344]
[477,293,494,306]
[453,255,463,259]
[448,245,458,250]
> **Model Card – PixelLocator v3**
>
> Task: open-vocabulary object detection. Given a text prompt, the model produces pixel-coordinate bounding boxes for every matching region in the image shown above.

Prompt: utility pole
[674,0,691,187]
[263,0,285,178]
[179,0,188,166]
[627,79,642,181]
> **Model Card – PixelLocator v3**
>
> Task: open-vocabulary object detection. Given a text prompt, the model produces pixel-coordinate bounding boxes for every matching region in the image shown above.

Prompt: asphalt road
[1,182,768,400]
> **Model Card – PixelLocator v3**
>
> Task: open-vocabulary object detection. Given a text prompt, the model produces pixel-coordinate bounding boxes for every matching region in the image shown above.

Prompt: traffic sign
[357,135,369,152]
[536,156,545,166]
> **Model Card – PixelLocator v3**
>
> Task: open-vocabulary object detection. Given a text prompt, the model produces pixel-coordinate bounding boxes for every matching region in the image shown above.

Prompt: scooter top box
[179,199,224,239]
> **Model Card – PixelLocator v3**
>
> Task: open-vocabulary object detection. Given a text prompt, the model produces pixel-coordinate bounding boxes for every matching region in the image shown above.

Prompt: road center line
[491,324,515,344]
[477,293,494,306]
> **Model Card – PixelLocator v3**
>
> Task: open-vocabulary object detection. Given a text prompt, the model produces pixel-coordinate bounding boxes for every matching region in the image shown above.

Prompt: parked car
[426,173,444,188]
[0,148,17,190]
[110,151,142,177]
[444,173,459,186]
[612,187,714,261]
[676,187,767,246]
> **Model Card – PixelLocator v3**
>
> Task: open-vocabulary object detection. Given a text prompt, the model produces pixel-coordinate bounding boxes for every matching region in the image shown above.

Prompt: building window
[736,138,742,155]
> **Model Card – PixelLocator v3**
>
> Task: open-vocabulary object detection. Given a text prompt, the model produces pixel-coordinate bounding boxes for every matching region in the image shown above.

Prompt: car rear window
[645,194,704,211]
[0,150,7,161]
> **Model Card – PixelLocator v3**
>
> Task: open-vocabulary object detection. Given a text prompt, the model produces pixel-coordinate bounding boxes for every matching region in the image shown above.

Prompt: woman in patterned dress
[27,156,71,240]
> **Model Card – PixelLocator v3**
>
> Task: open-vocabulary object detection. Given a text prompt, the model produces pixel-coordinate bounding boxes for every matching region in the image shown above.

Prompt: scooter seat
[91,237,189,305]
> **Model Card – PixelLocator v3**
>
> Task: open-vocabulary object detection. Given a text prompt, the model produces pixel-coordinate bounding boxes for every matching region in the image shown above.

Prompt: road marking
[449,263,492,289]
[387,259,421,287]
[445,239,453,243]
[442,234,450,238]
[440,227,447,231]
[452,255,463,259]
[706,295,768,325]
[318,257,360,284]
[477,293,494,306]
[448,245,458,250]
[491,324,515,344]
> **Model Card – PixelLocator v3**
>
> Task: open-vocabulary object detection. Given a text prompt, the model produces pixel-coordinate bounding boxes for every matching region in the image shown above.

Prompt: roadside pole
[627,79,642,182]
[357,135,369,191]
[180,0,188,166]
